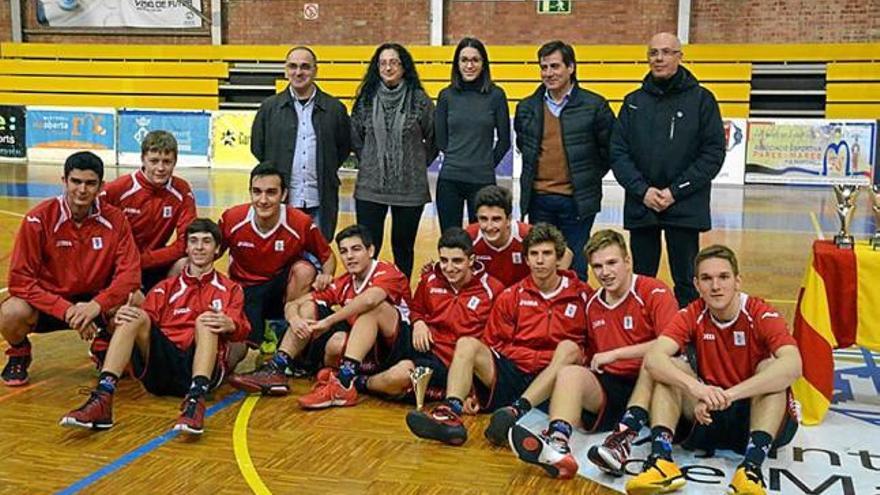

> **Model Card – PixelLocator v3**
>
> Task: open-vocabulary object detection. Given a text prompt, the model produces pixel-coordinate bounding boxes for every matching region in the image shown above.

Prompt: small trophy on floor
[409,366,434,411]
[832,184,860,249]
[871,184,880,250]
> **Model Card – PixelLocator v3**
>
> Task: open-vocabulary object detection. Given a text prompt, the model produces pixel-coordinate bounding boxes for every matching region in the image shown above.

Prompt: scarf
[372,80,409,188]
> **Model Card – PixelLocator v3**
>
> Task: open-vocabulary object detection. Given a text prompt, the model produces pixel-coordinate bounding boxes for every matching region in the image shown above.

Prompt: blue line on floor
[55,390,245,495]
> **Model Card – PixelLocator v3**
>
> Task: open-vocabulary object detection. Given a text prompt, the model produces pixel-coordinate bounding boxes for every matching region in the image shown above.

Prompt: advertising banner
[210,111,257,169]
[745,119,877,185]
[26,106,116,164]
[118,110,211,167]
[0,105,26,160]
[36,0,203,28]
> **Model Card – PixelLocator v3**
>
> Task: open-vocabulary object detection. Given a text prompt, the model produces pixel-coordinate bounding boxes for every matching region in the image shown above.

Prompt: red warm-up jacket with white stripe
[101,171,196,270]
[8,196,141,320]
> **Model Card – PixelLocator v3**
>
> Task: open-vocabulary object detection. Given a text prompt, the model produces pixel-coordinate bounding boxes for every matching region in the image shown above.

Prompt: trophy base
[872,234,880,251]
[834,235,855,249]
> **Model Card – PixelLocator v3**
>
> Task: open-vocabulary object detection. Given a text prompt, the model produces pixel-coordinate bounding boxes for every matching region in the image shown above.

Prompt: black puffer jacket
[610,66,725,231]
[514,83,615,219]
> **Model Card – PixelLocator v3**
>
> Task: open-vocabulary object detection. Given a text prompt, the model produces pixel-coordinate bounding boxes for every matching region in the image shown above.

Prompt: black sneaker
[406,404,467,446]
[484,406,521,446]
[2,342,32,387]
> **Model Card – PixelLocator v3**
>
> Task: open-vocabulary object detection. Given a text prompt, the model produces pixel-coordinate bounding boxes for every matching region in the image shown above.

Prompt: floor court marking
[0,209,24,218]
[56,390,245,495]
[233,395,272,495]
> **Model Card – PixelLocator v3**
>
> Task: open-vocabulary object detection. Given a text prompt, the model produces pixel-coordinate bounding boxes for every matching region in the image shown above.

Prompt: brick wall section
[691,0,880,43]
[224,0,431,45]
[2,0,877,46]
[0,1,11,42]
[444,0,677,45]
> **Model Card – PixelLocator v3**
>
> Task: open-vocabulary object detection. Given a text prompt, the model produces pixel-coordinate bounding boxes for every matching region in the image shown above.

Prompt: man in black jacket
[514,40,615,281]
[610,32,725,307]
[251,46,352,242]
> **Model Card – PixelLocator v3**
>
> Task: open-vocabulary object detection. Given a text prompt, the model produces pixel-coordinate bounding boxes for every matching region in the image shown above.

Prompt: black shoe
[484,406,521,446]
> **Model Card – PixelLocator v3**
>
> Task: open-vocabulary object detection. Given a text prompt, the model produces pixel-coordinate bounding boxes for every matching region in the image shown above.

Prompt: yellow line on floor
[765,298,797,305]
[0,209,24,218]
[233,395,272,495]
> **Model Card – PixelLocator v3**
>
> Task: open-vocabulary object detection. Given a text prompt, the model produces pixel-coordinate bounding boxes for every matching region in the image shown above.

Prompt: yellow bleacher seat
[0,92,218,110]
[0,59,228,78]
[0,75,218,96]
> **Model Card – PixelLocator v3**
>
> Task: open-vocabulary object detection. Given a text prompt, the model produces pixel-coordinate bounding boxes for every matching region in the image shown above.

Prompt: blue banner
[118,110,211,166]
[26,107,115,151]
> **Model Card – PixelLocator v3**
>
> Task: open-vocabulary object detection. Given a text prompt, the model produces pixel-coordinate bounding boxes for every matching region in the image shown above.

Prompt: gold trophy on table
[409,366,434,411]
[832,184,861,249]
[871,184,880,250]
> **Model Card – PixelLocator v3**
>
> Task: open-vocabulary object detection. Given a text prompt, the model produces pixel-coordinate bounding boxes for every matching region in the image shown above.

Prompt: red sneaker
[228,363,290,396]
[587,428,636,477]
[510,425,579,479]
[174,395,206,435]
[59,390,114,430]
[2,342,32,387]
[297,373,358,409]
[406,403,468,446]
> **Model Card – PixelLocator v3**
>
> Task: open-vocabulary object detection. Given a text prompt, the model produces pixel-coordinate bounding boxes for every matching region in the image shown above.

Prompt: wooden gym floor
[0,164,872,494]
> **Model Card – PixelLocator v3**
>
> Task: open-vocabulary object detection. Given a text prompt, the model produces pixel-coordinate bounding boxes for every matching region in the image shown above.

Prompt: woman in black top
[351,43,437,279]
[434,37,511,233]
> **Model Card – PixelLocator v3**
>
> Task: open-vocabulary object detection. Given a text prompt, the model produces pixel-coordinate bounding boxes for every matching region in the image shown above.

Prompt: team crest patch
[623,315,634,330]
[564,303,577,318]
[274,240,285,251]
[733,330,746,346]
[163,205,173,218]
[467,296,480,310]
[211,299,223,311]
[91,237,103,250]
[512,252,522,264]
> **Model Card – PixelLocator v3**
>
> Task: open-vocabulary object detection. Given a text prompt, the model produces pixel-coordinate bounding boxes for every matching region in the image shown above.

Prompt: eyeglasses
[648,48,681,59]
[285,63,314,71]
[379,59,402,69]
[459,57,483,66]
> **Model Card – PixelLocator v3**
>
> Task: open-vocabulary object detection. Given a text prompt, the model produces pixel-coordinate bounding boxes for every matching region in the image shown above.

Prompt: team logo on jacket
[163,205,173,218]
[274,240,284,251]
[91,237,103,250]
[733,331,746,346]
[211,299,223,311]
[512,252,522,264]
[467,296,480,310]
[623,315,634,330]
[564,303,577,318]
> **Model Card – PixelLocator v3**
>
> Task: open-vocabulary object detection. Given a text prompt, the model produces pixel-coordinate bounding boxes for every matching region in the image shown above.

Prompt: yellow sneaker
[727,465,766,494]
[625,456,686,495]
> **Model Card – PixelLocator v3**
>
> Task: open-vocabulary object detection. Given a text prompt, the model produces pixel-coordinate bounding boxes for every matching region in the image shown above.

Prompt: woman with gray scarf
[351,43,437,279]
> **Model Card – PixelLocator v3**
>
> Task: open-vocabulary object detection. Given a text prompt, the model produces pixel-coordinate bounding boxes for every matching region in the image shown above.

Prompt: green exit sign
[536,0,572,14]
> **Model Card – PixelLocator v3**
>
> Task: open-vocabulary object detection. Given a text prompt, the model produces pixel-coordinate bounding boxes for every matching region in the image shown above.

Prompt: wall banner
[25,106,116,164]
[118,109,211,167]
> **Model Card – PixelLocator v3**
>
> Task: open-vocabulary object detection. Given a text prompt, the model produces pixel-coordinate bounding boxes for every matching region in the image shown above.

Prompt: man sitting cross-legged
[406,223,590,446]
[509,229,678,479]
[228,224,411,408]
[59,219,250,436]
[625,245,802,495]
[358,227,504,400]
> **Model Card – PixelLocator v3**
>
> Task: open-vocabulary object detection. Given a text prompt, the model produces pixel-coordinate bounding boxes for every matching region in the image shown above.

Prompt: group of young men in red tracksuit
[0,134,801,495]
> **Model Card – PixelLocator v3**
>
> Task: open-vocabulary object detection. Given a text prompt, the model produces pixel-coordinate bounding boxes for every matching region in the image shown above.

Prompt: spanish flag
[792,240,880,424]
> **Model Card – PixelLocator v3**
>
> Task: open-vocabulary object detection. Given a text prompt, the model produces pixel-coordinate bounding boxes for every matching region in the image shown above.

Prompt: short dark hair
[451,37,493,93]
[523,222,566,259]
[695,244,740,276]
[438,227,474,256]
[537,40,577,82]
[64,151,104,181]
[249,162,287,193]
[335,224,373,249]
[474,185,513,217]
[140,130,178,158]
[286,45,318,65]
[186,218,221,245]
[584,229,629,262]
